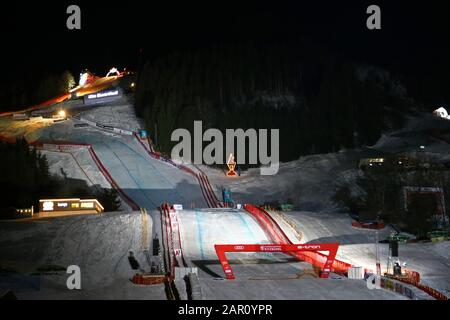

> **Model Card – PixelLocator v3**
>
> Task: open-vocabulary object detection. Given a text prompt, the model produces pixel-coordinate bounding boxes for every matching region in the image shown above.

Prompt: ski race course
[1,102,449,300]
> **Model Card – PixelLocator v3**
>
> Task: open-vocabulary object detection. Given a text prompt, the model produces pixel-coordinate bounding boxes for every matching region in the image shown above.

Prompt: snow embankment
[199,151,369,212]
[0,211,166,299]
[283,211,450,296]
[76,103,143,133]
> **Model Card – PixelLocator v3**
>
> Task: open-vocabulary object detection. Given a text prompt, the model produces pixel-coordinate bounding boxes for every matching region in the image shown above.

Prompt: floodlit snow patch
[433,107,450,120]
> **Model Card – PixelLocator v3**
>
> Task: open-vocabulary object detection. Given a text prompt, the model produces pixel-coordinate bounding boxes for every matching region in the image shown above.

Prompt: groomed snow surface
[76,102,143,133]
[41,147,111,189]
[272,211,450,297]
[32,118,208,209]
[0,212,166,299]
[176,208,406,300]
[1,208,406,300]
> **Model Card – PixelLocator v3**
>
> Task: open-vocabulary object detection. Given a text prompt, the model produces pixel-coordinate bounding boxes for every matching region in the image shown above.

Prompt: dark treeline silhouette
[135,41,412,162]
[0,139,53,213]
[0,139,120,217]
[0,71,74,112]
[334,158,450,236]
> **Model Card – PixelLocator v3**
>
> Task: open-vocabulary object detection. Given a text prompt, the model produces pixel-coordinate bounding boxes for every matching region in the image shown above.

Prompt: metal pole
[376,229,381,276]
[154,122,158,147]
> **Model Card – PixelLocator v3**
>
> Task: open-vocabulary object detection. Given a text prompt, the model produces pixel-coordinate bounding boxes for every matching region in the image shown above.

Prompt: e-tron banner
[214,243,339,280]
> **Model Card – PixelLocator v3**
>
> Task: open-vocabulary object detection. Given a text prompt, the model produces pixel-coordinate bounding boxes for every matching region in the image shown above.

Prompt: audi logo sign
[42,201,54,211]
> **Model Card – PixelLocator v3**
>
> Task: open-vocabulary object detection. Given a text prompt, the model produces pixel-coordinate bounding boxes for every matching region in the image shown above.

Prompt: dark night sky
[1,1,450,82]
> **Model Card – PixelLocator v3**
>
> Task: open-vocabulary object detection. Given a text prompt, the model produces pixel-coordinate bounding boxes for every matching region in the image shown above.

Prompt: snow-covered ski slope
[40,147,111,189]
[0,101,209,210]
[175,208,406,300]
[197,276,407,300]
[179,208,272,261]
[77,103,143,133]
[31,117,208,209]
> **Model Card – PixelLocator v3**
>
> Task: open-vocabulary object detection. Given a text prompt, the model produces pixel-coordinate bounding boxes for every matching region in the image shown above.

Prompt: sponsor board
[86,90,120,100]
[39,198,103,213]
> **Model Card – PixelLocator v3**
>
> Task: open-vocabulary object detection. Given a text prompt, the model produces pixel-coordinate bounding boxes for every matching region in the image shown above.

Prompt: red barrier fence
[168,203,188,268]
[134,133,222,208]
[31,140,140,211]
[197,173,220,208]
[243,204,353,275]
[160,203,189,280]
[352,220,385,230]
[214,243,339,280]
[88,147,140,211]
[0,93,71,118]
[196,168,222,207]
[385,274,448,300]
[131,273,166,285]
[30,140,90,149]
[244,204,290,243]
[0,135,17,144]
[161,203,176,278]
[403,269,421,283]
[417,284,449,300]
